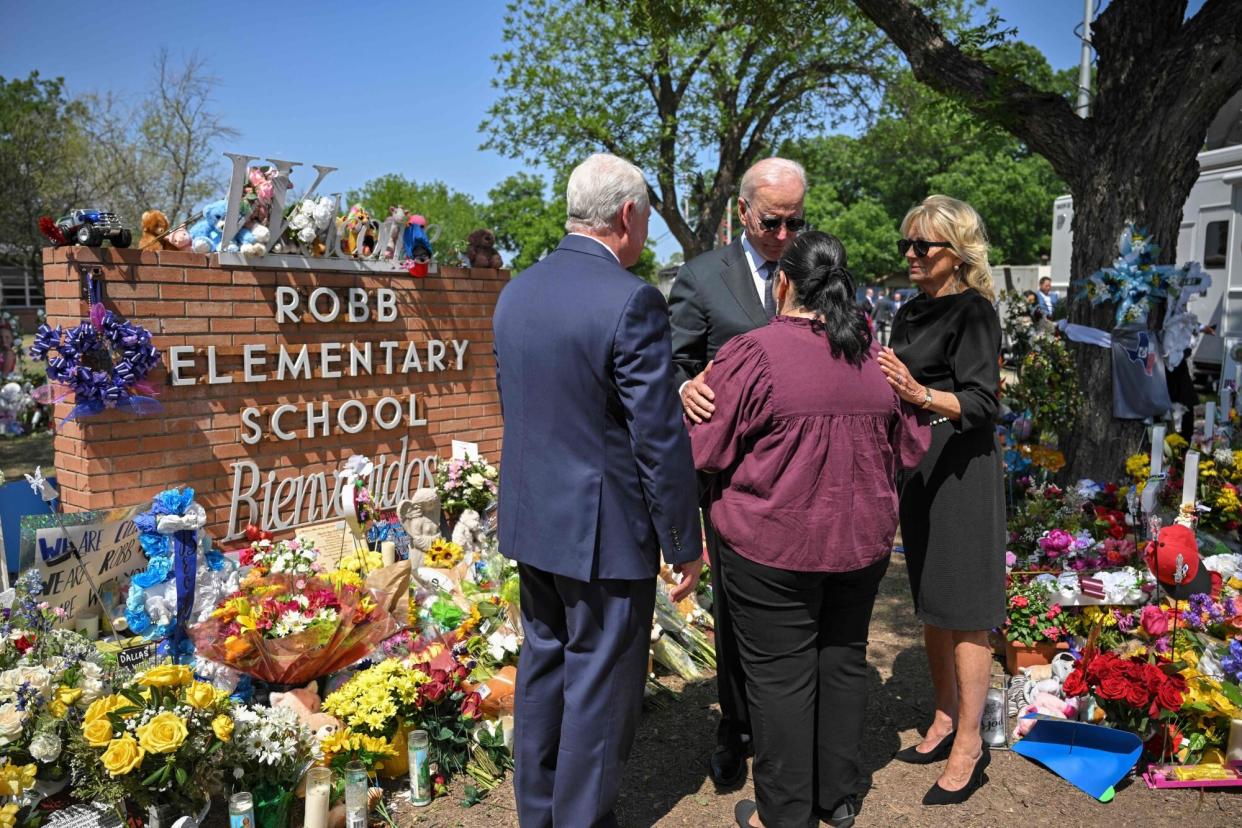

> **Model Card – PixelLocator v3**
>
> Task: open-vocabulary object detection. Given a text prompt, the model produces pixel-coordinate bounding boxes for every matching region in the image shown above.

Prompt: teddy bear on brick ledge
[466,228,503,269]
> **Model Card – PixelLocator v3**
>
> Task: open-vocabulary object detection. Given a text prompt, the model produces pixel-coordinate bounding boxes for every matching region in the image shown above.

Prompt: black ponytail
[777,231,871,365]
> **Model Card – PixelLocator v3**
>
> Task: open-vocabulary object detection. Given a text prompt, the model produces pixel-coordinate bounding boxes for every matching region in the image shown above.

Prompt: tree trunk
[1060,134,1202,482]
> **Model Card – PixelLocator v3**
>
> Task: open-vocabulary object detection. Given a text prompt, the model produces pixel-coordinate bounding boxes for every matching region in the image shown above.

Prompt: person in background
[862,286,876,314]
[690,231,929,828]
[668,156,807,788]
[1037,275,1059,317]
[876,195,1005,807]
[873,290,896,345]
[493,153,704,827]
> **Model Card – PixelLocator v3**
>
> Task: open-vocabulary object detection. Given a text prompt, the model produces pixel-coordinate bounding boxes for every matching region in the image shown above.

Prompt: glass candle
[1228,718,1242,763]
[408,728,432,805]
[344,761,368,828]
[228,792,255,828]
[382,541,397,567]
[304,767,331,828]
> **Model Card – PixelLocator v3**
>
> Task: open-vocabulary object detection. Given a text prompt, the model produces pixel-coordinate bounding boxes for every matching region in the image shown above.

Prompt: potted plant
[1004,580,1070,674]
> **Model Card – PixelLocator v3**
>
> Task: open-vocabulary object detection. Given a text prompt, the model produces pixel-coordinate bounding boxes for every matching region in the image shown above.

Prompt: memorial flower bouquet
[1060,651,1187,748]
[435,456,498,518]
[189,575,398,685]
[1004,581,1067,646]
[66,664,234,816]
[0,572,110,785]
[225,704,316,827]
[322,658,426,742]
[1167,641,1242,762]
[239,535,321,579]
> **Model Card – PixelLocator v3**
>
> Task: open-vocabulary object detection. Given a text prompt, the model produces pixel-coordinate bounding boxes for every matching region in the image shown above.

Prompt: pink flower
[1140,605,1169,637]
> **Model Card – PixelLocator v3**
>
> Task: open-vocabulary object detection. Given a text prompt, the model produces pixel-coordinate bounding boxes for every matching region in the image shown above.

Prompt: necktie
[761,261,776,320]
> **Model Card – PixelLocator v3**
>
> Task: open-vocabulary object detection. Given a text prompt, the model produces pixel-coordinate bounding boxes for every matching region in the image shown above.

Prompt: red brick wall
[41,246,504,540]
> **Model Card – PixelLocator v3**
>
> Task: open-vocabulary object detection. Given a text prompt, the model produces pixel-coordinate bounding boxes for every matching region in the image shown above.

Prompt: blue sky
[0,0,1200,262]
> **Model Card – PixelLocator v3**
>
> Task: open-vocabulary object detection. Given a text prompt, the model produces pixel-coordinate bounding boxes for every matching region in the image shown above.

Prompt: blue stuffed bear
[188,199,228,254]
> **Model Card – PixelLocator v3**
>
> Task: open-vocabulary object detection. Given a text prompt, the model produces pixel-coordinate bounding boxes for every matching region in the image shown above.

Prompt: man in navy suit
[493,153,704,828]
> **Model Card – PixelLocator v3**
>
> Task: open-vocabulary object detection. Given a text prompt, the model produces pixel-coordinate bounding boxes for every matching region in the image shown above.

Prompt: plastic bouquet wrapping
[189,574,398,686]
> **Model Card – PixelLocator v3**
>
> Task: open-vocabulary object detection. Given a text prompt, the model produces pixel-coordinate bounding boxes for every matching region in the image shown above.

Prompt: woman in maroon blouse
[690,231,929,828]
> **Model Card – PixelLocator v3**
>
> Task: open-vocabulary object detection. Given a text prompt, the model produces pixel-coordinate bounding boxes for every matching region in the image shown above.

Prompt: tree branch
[852,0,1087,183]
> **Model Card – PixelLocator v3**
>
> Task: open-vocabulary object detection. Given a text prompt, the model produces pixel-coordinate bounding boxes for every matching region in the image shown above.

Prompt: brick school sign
[41,245,504,541]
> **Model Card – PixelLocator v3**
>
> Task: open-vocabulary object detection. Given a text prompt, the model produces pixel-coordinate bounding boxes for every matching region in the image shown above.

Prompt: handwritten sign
[117,641,159,670]
[19,509,146,623]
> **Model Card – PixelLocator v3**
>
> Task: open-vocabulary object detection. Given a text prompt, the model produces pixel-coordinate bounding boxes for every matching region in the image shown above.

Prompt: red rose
[1141,663,1166,692]
[1097,675,1129,700]
[1046,605,1062,620]
[1163,672,1188,694]
[1108,524,1126,539]
[1086,653,1121,682]
[460,691,482,720]
[1010,595,1029,609]
[1062,670,1088,698]
[1125,681,1150,708]
[1211,571,1223,599]
[1104,483,1119,495]
[423,680,448,703]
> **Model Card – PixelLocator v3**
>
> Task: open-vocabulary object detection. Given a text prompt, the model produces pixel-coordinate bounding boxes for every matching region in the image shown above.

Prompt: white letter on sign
[347,287,369,322]
[240,407,263,445]
[168,346,196,386]
[226,461,260,540]
[275,286,300,323]
[271,404,297,441]
[309,287,340,323]
[376,288,397,322]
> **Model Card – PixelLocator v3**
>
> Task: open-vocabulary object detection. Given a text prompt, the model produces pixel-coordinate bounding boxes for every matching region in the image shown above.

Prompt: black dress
[892,288,1006,630]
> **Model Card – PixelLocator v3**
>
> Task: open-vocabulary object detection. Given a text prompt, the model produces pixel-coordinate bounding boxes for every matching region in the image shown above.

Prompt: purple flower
[1220,640,1242,684]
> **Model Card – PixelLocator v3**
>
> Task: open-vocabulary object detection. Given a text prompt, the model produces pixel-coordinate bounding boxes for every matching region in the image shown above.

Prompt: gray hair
[739,157,808,203]
[565,153,650,233]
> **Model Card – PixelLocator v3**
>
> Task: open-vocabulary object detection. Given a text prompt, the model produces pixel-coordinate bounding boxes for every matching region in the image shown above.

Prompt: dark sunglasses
[757,215,806,233]
[898,238,953,258]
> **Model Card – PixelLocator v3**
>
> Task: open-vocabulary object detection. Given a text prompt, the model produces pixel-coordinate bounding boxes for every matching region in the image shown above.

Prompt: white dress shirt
[740,234,775,305]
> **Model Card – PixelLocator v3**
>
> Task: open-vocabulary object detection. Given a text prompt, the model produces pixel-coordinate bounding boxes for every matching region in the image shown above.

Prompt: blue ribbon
[171,529,197,656]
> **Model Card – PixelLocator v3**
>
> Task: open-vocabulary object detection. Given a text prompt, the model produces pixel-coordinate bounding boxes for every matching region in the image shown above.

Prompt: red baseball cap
[1144,524,1212,599]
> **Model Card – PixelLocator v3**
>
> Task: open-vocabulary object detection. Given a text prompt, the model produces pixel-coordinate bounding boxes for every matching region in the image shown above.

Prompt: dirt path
[390,555,1242,827]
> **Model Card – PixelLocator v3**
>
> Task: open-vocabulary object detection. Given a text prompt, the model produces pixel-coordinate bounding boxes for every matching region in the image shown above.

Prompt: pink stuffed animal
[1014,691,1080,739]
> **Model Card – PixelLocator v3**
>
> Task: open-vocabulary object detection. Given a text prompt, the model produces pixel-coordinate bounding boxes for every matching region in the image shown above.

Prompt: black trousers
[704,512,750,748]
[720,544,888,828]
[513,564,656,828]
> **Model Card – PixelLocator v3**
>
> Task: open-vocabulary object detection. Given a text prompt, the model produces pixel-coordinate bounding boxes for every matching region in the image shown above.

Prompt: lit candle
[381,541,396,567]
[1182,450,1200,507]
[304,767,331,828]
[1150,424,1165,479]
[1205,402,1216,440]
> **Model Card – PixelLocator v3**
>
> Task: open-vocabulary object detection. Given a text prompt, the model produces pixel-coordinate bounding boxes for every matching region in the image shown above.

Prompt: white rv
[1049,96,1242,377]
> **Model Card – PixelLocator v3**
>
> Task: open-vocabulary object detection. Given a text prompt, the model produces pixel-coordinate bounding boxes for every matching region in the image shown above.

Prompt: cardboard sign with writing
[295,518,359,570]
[19,508,145,623]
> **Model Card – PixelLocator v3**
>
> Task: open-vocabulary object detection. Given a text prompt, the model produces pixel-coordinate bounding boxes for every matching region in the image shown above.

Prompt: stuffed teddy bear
[269,680,342,741]
[466,228,503,269]
[139,210,178,251]
[188,199,228,253]
[451,508,488,560]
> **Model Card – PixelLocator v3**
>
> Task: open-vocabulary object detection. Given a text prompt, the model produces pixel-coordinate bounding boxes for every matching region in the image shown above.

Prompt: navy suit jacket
[492,234,702,582]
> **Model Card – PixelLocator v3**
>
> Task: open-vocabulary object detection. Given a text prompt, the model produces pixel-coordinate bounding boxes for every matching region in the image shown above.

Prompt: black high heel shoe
[894,730,955,764]
[922,744,990,805]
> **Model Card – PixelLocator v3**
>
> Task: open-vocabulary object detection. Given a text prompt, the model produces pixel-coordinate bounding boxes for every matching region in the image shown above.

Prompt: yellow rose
[136,665,193,688]
[83,717,115,748]
[47,700,67,719]
[185,682,217,711]
[54,686,83,707]
[101,734,145,776]
[84,695,127,724]
[211,714,233,743]
[0,802,17,828]
[135,711,188,754]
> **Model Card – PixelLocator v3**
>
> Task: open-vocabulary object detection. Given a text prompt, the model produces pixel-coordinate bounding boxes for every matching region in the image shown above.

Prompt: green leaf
[175,766,187,786]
